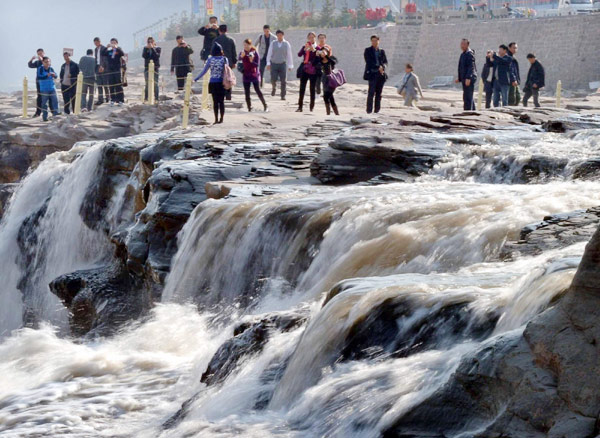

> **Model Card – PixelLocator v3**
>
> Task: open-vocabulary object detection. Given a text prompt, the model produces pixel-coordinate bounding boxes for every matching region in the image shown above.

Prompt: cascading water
[1,125,599,437]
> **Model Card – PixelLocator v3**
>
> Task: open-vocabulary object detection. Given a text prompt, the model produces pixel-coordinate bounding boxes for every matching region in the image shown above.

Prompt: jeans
[144,69,159,101]
[243,80,266,110]
[298,72,317,110]
[95,66,110,103]
[270,62,287,98]
[462,81,475,110]
[509,85,521,106]
[523,87,540,107]
[367,75,386,113]
[107,70,124,103]
[81,81,94,111]
[61,84,76,114]
[41,92,59,120]
[493,82,510,107]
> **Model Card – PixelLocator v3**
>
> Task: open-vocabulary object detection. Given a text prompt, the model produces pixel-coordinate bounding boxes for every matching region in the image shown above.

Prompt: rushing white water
[1,125,600,437]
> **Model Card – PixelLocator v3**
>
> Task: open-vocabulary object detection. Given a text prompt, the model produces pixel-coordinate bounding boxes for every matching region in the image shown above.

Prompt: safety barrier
[182,73,193,129]
[22,77,28,118]
[477,78,484,110]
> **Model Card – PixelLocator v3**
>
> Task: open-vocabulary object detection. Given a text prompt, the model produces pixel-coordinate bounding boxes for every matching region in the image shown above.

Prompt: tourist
[522,53,545,108]
[213,24,237,100]
[256,25,275,87]
[59,52,80,115]
[106,38,126,105]
[397,63,423,107]
[456,38,477,110]
[37,57,59,122]
[93,37,109,105]
[296,32,318,112]
[481,50,495,109]
[508,42,521,106]
[28,48,45,117]
[171,35,194,91]
[266,30,293,100]
[198,16,219,62]
[78,49,96,112]
[239,39,268,112]
[363,34,388,114]
[492,44,514,107]
[142,36,161,102]
[316,34,339,115]
[194,43,228,124]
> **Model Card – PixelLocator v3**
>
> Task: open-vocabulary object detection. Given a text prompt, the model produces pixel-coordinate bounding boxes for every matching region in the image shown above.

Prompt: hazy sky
[0,0,191,91]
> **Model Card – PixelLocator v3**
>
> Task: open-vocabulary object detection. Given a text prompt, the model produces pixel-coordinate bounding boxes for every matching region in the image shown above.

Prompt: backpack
[223,63,237,90]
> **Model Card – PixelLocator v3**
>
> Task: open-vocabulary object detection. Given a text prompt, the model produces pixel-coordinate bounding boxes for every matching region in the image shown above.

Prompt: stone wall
[135,14,600,90]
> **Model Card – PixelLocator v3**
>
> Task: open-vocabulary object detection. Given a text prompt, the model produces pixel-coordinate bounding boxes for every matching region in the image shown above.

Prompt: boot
[296,105,303,112]
[325,102,331,115]
[332,104,339,116]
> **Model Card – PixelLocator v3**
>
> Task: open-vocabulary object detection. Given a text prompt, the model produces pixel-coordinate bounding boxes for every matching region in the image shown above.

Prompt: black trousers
[34,81,42,115]
[95,66,110,103]
[462,81,475,110]
[61,84,76,114]
[484,81,493,109]
[209,82,226,122]
[367,75,386,113]
[175,66,190,90]
[523,87,540,107]
[298,72,317,110]
[107,70,124,103]
[259,57,267,87]
[243,80,266,110]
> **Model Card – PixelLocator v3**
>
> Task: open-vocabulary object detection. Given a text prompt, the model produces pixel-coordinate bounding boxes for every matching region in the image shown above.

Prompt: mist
[0,0,191,91]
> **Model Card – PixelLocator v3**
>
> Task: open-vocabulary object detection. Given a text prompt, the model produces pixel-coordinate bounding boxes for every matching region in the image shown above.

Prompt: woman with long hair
[194,43,228,124]
[296,31,318,112]
[239,39,268,112]
[315,34,339,115]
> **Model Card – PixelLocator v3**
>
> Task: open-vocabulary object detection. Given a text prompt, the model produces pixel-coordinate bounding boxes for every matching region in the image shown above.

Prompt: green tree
[290,0,301,26]
[320,0,335,27]
[356,0,368,27]
[336,0,352,27]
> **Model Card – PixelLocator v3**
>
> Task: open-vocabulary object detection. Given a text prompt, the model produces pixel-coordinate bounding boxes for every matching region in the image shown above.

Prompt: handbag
[237,61,244,73]
[223,63,237,90]
[296,63,304,79]
[327,69,347,90]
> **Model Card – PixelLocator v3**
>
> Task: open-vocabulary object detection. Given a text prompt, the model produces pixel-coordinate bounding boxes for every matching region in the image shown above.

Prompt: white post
[477,78,484,110]
[22,76,28,118]
[148,60,155,105]
[555,80,562,108]
[182,72,193,129]
[74,72,83,115]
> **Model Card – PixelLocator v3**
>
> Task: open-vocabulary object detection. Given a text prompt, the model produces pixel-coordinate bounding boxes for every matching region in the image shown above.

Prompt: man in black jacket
[59,52,80,114]
[106,38,126,104]
[456,38,477,110]
[491,44,514,107]
[171,35,194,91]
[363,35,388,114]
[213,24,237,68]
[142,36,161,102]
[481,50,494,109]
[523,53,545,108]
[28,48,45,116]
[508,42,521,106]
[93,37,109,105]
[198,16,219,62]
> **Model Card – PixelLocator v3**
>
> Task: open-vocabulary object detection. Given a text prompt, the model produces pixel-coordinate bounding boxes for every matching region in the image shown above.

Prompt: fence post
[22,76,28,118]
[182,72,193,129]
[555,80,562,108]
[202,66,210,111]
[74,72,83,115]
[477,78,484,110]
[148,61,155,105]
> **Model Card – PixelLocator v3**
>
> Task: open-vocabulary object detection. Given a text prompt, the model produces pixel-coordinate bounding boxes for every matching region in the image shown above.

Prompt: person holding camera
[481,50,495,109]
[266,30,293,100]
[28,48,45,117]
[363,35,388,114]
[37,57,59,122]
[105,38,126,105]
[491,44,514,107]
[239,39,267,112]
[171,35,194,91]
[142,37,161,102]
[296,32,318,112]
[316,34,339,116]
[198,16,219,62]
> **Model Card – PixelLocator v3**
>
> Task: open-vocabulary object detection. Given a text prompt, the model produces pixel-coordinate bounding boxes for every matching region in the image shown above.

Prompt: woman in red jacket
[296,32,318,112]
[239,39,268,112]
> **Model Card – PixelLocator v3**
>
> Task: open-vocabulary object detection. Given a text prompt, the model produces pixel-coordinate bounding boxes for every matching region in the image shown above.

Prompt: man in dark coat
[523,53,545,108]
[171,35,194,91]
[59,52,80,114]
[364,35,388,114]
[481,50,494,109]
[198,16,219,62]
[491,44,515,107]
[142,36,161,102]
[106,38,126,104]
[508,42,521,106]
[93,37,110,105]
[28,48,45,116]
[456,38,477,110]
[213,24,237,68]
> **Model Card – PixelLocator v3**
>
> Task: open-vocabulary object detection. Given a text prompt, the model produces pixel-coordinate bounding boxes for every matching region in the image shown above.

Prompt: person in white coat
[396,63,423,107]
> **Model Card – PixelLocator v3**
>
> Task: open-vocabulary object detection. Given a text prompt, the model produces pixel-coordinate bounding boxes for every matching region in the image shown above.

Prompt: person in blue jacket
[491,44,515,107]
[456,38,477,111]
[37,57,59,122]
[194,43,229,124]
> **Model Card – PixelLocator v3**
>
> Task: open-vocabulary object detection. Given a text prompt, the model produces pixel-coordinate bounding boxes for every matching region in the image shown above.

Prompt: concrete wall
[133,14,600,90]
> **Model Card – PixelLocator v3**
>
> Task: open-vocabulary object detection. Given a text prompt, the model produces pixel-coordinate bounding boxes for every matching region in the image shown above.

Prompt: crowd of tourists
[27,19,546,124]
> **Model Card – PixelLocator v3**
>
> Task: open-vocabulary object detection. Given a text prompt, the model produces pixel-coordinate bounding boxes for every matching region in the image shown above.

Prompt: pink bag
[223,64,237,90]
[327,69,346,90]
